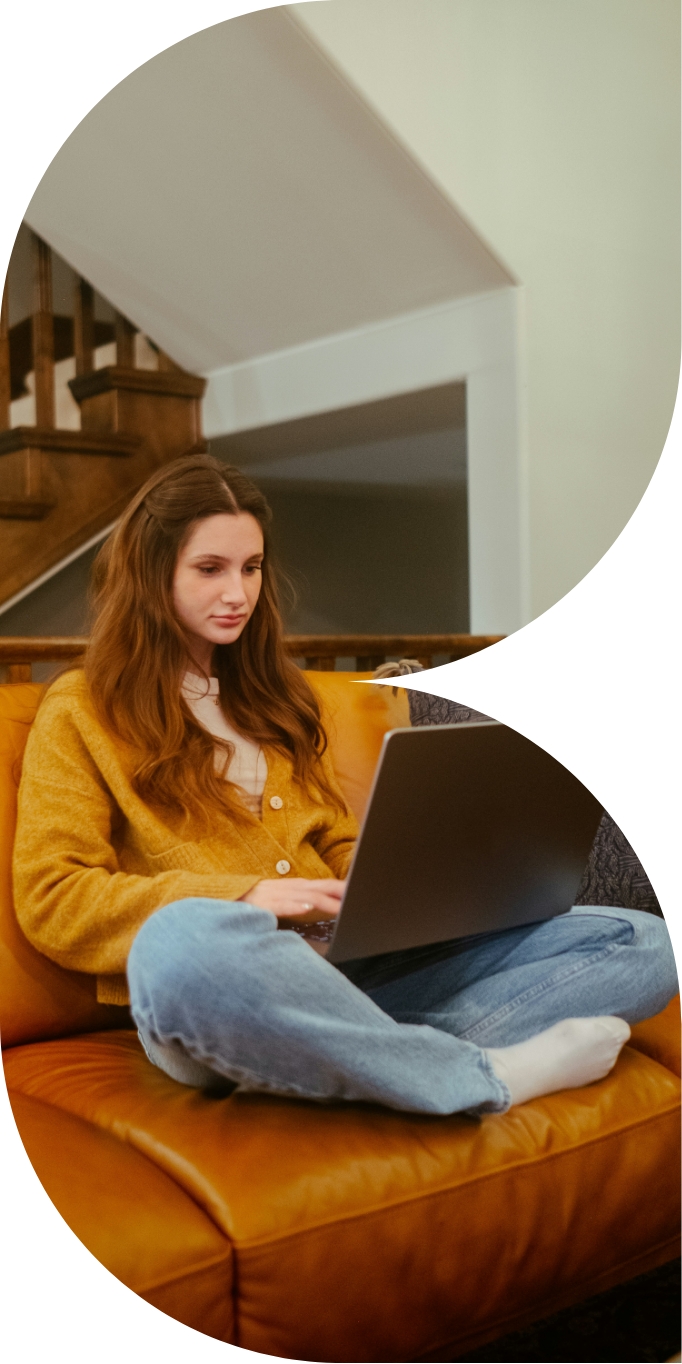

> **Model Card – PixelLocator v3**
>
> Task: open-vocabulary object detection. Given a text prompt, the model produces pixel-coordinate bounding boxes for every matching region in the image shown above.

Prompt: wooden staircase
[0,229,207,607]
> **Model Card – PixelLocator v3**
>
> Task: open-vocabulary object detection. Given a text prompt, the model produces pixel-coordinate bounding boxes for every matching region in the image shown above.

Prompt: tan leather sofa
[1,674,679,1362]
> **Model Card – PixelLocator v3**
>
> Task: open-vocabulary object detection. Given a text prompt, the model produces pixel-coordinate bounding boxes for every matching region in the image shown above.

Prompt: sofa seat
[5,1013,680,1362]
[9,1089,234,1339]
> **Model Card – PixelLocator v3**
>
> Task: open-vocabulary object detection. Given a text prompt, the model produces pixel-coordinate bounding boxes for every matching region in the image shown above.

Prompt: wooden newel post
[31,232,55,429]
[74,278,95,377]
[0,284,10,432]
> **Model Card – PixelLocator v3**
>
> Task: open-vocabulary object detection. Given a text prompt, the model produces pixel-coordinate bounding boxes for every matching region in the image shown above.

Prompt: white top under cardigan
[181,673,267,818]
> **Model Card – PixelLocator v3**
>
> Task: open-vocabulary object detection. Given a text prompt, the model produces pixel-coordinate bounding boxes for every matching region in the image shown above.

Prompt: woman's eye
[244,564,262,575]
[199,565,219,575]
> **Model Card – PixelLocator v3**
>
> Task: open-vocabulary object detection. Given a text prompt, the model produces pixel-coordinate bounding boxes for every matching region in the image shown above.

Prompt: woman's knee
[606,906,679,1017]
[632,910,679,1009]
[568,905,678,1020]
[127,897,274,1023]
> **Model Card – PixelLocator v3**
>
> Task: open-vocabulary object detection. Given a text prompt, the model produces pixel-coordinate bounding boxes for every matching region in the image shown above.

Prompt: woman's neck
[185,639,215,676]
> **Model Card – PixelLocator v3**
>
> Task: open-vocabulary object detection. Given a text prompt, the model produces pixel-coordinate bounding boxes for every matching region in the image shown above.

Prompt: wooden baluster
[8,663,32,683]
[115,312,136,367]
[31,233,55,429]
[157,348,182,372]
[305,656,335,671]
[0,283,10,432]
[356,655,386,671]
[74,278,95,376]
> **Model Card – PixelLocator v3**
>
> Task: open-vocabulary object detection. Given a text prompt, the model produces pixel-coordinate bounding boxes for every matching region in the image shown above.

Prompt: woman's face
[173,512,264,670]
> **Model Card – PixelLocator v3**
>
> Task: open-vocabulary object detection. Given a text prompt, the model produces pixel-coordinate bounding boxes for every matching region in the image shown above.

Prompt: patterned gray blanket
[407,690,662,916]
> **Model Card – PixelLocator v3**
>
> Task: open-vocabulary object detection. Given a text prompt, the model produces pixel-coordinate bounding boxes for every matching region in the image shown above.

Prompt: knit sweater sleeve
[12,696,259,978]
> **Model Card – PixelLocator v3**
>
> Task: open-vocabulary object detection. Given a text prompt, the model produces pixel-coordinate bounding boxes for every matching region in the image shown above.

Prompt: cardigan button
[275,859,291,876]
[269,795,284,810]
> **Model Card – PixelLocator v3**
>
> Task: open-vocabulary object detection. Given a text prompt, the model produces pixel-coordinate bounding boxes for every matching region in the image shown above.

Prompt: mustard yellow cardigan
[13,672,358,1006]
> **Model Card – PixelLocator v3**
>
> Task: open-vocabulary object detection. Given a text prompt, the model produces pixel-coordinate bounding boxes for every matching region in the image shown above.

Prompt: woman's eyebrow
[187,550,264,563]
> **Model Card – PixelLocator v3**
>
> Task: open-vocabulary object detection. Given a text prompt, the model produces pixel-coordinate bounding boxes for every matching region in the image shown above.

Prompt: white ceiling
[24,7,511,376]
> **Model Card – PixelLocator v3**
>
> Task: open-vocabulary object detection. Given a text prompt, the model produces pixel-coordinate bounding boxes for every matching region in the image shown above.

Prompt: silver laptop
[325,722,603,964]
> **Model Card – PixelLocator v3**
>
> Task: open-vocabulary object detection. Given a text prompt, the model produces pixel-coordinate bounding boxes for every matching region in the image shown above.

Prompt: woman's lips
[211,614,246,626]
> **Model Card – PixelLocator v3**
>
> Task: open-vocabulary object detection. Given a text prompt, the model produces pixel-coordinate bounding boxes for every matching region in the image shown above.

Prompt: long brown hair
[85,453,341,825]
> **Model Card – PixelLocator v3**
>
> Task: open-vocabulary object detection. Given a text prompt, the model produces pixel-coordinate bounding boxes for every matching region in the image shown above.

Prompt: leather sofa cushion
[309,671,409,821]
[5,1026,679,1362]
[8,1089,233,1340]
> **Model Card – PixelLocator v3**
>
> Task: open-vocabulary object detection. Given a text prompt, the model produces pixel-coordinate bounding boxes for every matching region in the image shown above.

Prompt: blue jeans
[127,900,677,1116]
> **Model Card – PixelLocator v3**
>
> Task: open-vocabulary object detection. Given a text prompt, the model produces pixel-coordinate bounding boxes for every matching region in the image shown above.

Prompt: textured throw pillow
[407,690,492,727]
[574,812,662,914]
[406,688,662,917]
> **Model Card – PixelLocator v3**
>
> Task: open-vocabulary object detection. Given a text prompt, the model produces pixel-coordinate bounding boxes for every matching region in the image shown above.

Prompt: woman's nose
[220,573,247,603]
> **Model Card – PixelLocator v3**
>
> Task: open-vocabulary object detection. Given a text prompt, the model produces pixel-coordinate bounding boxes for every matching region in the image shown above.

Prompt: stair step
[0,427,140,457]
[0,497,55,520]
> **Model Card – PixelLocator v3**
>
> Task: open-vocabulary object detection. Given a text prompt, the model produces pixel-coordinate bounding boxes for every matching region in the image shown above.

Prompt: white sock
[485,1016,631,1107]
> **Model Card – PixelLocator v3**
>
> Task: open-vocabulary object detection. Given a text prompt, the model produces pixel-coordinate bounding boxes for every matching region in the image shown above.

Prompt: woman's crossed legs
[127,899,677,1115]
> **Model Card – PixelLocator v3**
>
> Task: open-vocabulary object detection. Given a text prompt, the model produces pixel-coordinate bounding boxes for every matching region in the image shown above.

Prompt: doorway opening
[210,382,468,640]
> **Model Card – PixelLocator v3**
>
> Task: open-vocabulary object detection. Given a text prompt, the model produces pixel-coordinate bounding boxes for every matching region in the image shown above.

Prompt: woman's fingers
[302,879,346,899]
[238,878,346,919]
[289,880,345,919]
[283,893,342,921]
[302,897,341,920]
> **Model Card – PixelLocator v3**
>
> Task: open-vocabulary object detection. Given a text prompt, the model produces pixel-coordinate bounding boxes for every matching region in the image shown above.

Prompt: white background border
[1,3,679,1361]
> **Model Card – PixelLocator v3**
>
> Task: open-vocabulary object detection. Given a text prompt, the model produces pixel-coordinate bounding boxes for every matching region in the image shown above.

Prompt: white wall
[292,0,680,619]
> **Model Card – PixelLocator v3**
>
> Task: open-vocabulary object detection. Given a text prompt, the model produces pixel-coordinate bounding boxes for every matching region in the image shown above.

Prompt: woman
[13,454,676,1115]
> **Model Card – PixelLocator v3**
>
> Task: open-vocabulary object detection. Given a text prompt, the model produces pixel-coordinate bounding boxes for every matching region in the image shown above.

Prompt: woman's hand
[238,878,345,921]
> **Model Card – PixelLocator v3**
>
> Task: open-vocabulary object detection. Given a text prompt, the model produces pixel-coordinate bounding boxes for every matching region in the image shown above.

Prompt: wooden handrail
[287,634,504,671]
[0,633,503,683]
[0,637,86,681]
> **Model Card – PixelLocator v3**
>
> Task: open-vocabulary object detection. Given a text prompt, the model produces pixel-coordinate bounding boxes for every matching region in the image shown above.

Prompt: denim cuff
[465,1048,512,1116]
